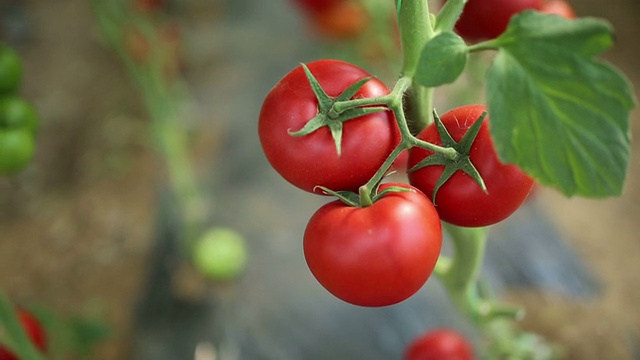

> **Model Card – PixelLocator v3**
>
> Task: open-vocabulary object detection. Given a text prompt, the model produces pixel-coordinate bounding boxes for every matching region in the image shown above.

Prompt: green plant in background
[0,44,39,175]
[91,0,247,280]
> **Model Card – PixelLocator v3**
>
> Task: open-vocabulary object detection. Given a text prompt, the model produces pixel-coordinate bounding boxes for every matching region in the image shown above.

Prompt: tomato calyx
[316,182,411,208]
[408,110,488,202]
[288,63,389,156]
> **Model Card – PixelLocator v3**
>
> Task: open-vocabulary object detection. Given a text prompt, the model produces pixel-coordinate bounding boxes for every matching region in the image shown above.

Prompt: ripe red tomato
[291,0,341,14]
[259,59,398,194]
[0,308,47,360]
[407,105,534,227]
[453,0,543,41]
[405,328,474,360]
[540,0,576,19]
[312,1,369,39]
[303,183,442,307]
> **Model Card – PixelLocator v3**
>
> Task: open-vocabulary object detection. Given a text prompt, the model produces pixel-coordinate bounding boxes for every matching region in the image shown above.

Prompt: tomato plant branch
[357,86,458,194]
[434,0,468,33]
[329,76,455,161]
[467,40,500,52]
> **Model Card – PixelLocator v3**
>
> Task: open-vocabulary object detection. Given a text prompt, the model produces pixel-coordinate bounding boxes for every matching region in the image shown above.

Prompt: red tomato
[0,308,47,360]
[453,0,543,41]
[303,183,442,307]
[312,1,369,39]
[407,105,534,227]
[405,328,474,360]
[259,59,399,194]
[291,0,341,14]
[540,0,576,19]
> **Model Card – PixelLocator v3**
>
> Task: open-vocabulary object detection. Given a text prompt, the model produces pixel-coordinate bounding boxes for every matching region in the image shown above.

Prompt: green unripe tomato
[0,129,35,174]
[0,46,23,94]
[0,96,39,134]
[192,227,248,281]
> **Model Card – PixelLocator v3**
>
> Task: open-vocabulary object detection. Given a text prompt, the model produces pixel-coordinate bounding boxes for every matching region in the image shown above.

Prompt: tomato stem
[397,0,435,129]
[398,0,433,77]
[358,185,374,207]
[440,224,487,290]
[467,39,501,52]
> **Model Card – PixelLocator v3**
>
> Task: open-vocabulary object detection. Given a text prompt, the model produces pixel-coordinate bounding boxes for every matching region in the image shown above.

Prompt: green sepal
[301,63,332,113]
[290,64,388,157]
[315,186,360,207]
[335,77,372,102]
[371,185,411,203]
[408,110,488,203]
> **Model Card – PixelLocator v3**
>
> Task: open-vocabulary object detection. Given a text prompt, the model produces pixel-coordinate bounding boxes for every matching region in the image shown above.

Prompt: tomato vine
[259,0,636,358]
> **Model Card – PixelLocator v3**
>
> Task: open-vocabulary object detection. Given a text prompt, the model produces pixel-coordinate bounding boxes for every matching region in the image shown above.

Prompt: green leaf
[416,31,468,87]
[486,11,635,197]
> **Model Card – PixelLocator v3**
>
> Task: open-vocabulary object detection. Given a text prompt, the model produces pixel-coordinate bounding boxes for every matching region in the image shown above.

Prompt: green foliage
[486,11,635,197]
[416,31,468,87]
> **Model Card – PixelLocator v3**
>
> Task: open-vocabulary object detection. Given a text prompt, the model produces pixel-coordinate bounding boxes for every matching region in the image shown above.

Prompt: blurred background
[0,0,639,359]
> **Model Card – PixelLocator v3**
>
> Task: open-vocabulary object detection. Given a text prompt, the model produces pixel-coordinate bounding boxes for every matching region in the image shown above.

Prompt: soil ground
[0,0,639,359]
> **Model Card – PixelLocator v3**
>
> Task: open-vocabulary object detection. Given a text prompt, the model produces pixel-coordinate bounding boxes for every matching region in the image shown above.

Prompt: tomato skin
[454,0,543,41]
[303,183,442,307]
[259,59,398,194]
[405,328,474,360]
[407,105,534,227]
[540,0,576,19]
[312,1,368,39]
[0,308,47,360]
[291,0,341,14]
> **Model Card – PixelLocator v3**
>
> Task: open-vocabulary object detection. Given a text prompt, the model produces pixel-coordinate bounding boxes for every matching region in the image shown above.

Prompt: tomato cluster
[259,59,534,306]
[0,308,48,360]
[0,45,39,175]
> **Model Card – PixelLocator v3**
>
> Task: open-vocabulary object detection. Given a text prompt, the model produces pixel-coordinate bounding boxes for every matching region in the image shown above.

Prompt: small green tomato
[0,46,23,94]
[192,227,247,281]
[0,129,35,174]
